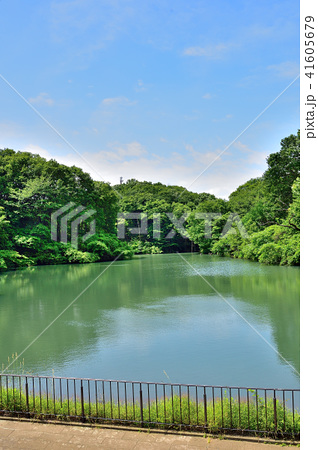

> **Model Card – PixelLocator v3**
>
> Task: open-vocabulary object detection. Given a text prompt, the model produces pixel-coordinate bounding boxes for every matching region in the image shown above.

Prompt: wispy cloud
[101,96,136,106]
[211,114,233,123]
[29,92,54,106]
[24,140,266,199]
[135,79,149,92]
[234,141,268,166]
[183,42,234,59]
[267,61,299,78]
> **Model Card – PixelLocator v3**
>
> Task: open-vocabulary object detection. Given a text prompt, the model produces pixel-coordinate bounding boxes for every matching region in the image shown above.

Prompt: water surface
[0,254,299,388]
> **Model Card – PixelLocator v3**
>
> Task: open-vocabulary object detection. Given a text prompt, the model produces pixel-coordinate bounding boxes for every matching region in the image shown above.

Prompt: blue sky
[0,0,299,198]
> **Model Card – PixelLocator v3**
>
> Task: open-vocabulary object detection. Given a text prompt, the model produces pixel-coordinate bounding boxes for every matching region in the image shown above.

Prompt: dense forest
[0,131,299,271]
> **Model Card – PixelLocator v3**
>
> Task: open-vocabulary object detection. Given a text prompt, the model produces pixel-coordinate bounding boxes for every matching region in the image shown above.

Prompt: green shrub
[258,243,282,265]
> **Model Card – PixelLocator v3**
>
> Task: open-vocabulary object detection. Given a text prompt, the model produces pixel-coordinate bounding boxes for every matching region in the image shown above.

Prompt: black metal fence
[0,374,300,439]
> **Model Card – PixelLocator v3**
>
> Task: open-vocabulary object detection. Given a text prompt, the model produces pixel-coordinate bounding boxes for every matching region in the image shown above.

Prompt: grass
[0,386,300,439]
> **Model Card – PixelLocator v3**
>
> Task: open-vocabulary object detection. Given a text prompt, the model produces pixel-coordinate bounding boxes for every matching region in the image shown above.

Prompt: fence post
[273,392,277,435]
[25,378,29,413]
[81,381,86,423]
[139,384,143,426]
[203,388,207,429]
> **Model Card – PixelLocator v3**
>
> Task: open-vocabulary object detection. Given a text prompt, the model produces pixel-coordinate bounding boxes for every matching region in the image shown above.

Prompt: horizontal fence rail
[0,374,300,439]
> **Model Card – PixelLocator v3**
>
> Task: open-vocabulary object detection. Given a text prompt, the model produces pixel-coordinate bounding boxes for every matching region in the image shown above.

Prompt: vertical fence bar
[81,380,85,422]
[292,390,295,428]
[117,382,120,420]
[139,383,143,426]
[103,381,106,419]
[125,382,128,420]
[39,377,42,414]
[6,377,9,411]
[60,378,63,409]
[74,379,77,416]
[229,387,232,429]
[132,383,135,421]
[46,377,49,412]
[203,387,207,429]
[163,384,166,424]
[155,384,158,422]
[212,387,215,425]
[221,388,224,429]
[147,384,151,423]
[187,386,190,425]
[237,388,241,430]
[171,385,174,424]
[195,386,198,426]
[53,378,56,415]
[12,377,15,412]
[273,390,277,435]
[247,389,250,430]
[95,380,98,418]
[19,376,22,411]
[32,377,35,411]
[179,385,182,425]
[0,375,2,409]
[25,377,29,413]
[265,389,268,431]
[283,390,286,432]
[110,381,113,418]
[67,379,70,417]
[88,380,91,417]
[256,389,259,431]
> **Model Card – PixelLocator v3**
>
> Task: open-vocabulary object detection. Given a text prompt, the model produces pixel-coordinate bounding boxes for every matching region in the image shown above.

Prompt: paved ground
[0,419,298,449]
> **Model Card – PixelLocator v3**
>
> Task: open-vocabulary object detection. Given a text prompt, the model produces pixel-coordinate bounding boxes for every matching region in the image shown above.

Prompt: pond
[0,253,299,389]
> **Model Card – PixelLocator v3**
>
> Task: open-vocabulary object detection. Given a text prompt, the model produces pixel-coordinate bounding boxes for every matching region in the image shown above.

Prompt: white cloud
[101,96,134,106]
[183,42,233,59]
[23,140,267,199]
[28,93,54,106]
[233,141,268,167]
[22,144,53,160]
[211,114,233,123]
[135,79,149,92]
[267,61,299,78]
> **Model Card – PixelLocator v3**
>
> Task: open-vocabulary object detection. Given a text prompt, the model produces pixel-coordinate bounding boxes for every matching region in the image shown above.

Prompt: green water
[0,254,299,388]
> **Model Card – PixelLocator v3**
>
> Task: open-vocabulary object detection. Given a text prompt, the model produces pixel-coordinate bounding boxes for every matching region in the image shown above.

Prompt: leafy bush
[0,250,33,270]
[258,243,282,265]
[280,234,300,266]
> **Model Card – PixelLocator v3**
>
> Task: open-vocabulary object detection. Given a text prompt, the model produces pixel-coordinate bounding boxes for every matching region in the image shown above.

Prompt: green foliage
[0,130,300,270]
[258,243,283,265]
[0,250,33,270]
[128,238,163,254]
[263,131,300,219]
[239,225,299,266]
[115,179,220,253]
[0,206,10,249]
[229,178,264,216]
[0,149,132,271]
[0,386,300,438]
[83,232,134,260]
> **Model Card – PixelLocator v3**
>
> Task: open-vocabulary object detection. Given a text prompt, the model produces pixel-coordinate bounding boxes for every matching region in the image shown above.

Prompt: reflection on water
[0,254,299,388]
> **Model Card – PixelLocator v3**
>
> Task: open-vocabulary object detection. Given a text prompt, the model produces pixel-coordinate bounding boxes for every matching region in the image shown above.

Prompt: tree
[228,178,264,217]
[263,131,300,213]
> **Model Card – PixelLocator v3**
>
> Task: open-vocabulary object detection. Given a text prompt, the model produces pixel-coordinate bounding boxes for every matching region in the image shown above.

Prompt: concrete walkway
[0,419,298,449]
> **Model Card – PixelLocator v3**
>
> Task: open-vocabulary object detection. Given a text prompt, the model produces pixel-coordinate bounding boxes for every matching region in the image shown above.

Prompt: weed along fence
[0,374,300,439]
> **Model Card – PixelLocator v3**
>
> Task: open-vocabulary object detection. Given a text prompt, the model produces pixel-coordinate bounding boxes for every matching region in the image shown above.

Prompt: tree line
[0,131,299,271]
